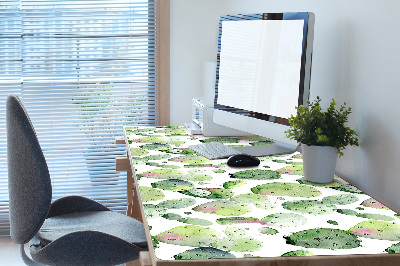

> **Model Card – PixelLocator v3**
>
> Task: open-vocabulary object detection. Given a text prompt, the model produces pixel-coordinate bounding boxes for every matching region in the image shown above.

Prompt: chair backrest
[7,94,52,244]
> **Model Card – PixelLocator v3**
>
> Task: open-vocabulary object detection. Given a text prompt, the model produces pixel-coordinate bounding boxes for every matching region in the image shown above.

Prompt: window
[0,0,169,236]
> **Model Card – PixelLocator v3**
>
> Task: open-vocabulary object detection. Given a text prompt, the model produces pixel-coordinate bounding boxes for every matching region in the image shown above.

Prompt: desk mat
[125,126,400,260]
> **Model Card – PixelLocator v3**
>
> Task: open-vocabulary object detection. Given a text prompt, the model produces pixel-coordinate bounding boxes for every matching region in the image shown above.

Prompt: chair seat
[37,211,147,248]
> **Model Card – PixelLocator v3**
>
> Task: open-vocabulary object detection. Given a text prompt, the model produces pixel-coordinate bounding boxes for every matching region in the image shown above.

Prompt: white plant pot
[301,144,338,183]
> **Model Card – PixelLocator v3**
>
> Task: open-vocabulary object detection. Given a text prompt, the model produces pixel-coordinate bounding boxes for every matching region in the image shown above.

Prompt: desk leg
[127,169,143,223]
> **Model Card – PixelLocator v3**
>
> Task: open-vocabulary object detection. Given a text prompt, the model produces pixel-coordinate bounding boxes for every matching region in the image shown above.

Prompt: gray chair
[7,94,148,265]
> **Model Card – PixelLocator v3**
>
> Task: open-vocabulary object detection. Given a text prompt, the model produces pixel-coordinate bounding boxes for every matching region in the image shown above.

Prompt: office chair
[6,94,148,265]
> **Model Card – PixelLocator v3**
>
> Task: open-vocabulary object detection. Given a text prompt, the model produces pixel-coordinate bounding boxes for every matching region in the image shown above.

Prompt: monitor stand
[233,141,299,157]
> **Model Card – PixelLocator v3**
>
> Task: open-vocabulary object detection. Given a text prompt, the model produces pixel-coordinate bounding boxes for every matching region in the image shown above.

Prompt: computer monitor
[213,12,315,156]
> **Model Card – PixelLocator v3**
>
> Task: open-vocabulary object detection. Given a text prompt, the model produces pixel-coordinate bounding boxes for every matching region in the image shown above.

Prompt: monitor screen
[217,19,304,118]
[213,13,314,156]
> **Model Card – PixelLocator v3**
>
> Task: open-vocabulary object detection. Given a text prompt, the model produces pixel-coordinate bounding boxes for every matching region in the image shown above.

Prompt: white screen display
[217,20,304,118]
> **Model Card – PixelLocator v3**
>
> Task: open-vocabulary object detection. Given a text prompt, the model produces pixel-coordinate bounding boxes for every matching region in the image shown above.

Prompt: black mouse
[227,154,260,167]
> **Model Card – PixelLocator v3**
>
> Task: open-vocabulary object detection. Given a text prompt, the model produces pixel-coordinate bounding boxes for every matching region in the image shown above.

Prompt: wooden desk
[117,126,400,266]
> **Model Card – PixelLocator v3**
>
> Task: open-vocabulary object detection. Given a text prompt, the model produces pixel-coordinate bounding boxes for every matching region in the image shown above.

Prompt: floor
[0,237,25,266]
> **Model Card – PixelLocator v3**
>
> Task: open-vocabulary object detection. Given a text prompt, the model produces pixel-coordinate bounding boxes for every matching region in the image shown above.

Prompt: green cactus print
[181,188,234,199]
[151,179,194,191]
[125,126,400,260]
[169,155,209,164]
[231,193,275,210]
[157,198,196,209]
[262,213,307,227]
[174,247,235,260]
[230,169,281,180]
[277,165,303,175]
[385,242,400,254]
[349,220,400,240]
[216,217,267,225]
[285,228,361,249]
[129,147,149,156]
[282,250,313,257]
[322,194,358,205]
[193,200,252,216]
[212,237,262,252]
[251,182,322,198]
[156,225,219,246]
[282,200,336,215]
[162,213,212,226]
[138,168,184,179]
[140,143,172,151]
[223,180,246,189]
[200,137,240,143]
[297,178,343,187]
[258,227,279,235]
[332,184,365,194]
[139,186,165,202]
[361,198,390,209]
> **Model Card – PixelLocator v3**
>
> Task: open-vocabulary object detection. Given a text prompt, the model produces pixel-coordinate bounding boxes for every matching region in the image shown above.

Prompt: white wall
[170,0,400,213]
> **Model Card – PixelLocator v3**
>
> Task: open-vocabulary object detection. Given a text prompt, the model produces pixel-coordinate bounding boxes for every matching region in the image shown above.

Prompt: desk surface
[124,126,400,263]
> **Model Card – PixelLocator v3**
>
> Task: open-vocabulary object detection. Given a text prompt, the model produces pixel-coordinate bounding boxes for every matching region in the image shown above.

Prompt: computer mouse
[227,154,260,167]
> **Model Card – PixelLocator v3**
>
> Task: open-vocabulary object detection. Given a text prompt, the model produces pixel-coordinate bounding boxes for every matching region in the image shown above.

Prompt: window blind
[0,0,159,236]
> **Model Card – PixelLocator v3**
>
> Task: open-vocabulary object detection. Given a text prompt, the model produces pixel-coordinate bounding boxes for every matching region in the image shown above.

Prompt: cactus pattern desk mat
[124,126,400,260]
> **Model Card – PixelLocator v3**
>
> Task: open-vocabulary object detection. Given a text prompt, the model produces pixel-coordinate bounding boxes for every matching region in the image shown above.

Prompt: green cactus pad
[282,250,313,257]
[252,182,322,198]
[169,155,209,164]
[230,169,281,180]
[151,179,194,191]
[322,194,358,205]
[212,237,262,252]
[277,165,303,175]
[140,143,172,151]
[133,136,164,143]
[200,137,240,143]
[356,213,394,221]
[174,247,235,260]
[224,227,246,238]
[145,162,180,169]
[157,198,196,209]
[129,147,149,156]
[385,242,400,254]
[336,209,358,216]
[138,168,184,179]
[139,186,165,202]
[213,169,226,173]
[259,227,279,235]
[297,178,343,187]
[155,127,187,135]
[282,200,336,215]
[223,180,246,189]
[332,184,365,194]
[156,225,219,246]
[162,213,213,226]
[231,193,274,210]
[181,188,233,199]
[349,220,400,240]
[216,217,266,225]
[285,228,361,249]
[262,213,307,227]
[193,200,252,216]
[361,198,390,209]
[165,147,197,155]
[143,204,167,219]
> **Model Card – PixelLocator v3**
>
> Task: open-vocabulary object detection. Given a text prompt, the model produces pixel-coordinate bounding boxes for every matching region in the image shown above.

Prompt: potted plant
[285,96,359,183]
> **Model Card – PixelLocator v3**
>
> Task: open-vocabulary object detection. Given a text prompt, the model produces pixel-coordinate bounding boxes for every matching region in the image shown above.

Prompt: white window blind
[0,0,159,236]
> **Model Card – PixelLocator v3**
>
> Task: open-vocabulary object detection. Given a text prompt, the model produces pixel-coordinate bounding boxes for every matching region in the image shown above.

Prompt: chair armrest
[47,195,110,218]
